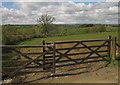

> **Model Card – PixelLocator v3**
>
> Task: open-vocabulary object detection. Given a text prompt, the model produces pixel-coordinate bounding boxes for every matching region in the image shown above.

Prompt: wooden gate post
[115,37,117,59]
[108,36,111,61]
[43,40,46,70]
[112,37,117,60]
[52,42,56,73]
[118,26,120,55]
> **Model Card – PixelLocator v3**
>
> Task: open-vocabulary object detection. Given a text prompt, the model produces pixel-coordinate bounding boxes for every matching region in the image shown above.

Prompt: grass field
[18,32,118,45]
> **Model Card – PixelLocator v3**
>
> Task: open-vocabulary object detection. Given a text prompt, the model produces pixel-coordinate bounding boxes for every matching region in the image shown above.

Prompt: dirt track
[8,62,118,83]
[33,64,118,83]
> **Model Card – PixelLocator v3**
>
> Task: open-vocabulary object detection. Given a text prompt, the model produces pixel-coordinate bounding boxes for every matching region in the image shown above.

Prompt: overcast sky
[1,0,120,24]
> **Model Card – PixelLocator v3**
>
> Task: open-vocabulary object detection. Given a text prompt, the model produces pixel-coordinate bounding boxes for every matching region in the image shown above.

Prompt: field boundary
[2,36,120,79]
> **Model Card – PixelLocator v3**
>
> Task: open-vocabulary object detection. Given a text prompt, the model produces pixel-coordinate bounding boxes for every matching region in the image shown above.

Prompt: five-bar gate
[2,37,113,79]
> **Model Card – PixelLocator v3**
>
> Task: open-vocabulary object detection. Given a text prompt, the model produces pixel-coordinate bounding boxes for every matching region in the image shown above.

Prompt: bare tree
[37,14,55,36]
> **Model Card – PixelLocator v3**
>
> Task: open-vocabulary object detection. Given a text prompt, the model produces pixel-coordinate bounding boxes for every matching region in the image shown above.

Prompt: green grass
[18,32,118,45]
[111,60,119,66]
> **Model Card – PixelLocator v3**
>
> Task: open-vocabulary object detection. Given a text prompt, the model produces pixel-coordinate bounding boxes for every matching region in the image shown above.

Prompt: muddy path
[5,62,118,84]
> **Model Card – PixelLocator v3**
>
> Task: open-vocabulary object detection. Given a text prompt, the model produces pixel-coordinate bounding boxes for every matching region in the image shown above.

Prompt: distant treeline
[2,24,119,45]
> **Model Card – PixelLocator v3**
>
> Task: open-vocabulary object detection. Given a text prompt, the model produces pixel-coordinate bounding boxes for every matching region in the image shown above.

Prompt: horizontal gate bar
[43,55,107,65]
[46,39,111,44]
[56,55,107,63]
[22,51,53,55]
[53,55,105,62]
[55,59,104,68]
[3,59,105,70]
[45,50,108,58]
[3,63,52,69]
[56,45,108,51]
[1,45,45,48]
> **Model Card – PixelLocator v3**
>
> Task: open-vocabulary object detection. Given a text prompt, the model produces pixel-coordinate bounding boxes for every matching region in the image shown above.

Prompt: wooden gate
[2,38,112,79]
[46,38,111,73]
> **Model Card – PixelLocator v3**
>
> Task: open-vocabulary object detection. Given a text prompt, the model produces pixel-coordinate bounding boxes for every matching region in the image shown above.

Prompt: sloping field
[18,32,118,45]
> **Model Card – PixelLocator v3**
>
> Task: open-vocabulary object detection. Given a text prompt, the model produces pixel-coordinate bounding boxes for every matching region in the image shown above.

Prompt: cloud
[2,2,119,24]
[106,0,120,2]
[2,7,28,24]
[15,0,68,2]
[0,3,2,25]
[1,0,66,2]
[1,0,120,2]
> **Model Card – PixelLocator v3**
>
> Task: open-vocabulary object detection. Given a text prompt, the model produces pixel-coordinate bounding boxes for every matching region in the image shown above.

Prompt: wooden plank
[55,59,104,68]
[45,55,107,63]
[43,40,46,70]
[55,45,108,51]
[108,36,111,62]
[3,55,106,70]
[112,37,116,60]
[52,42,56,73]
[3,64,52,70]
[46,39,111,44]
[3,59,103,70]
[2,45,44,48]
[4,59,103,69]
[45,50,108,58]
[56,55,107,63]
[22,51,53,55]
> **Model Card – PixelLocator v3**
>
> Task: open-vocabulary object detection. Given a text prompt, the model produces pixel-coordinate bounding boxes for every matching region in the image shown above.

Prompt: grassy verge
[18,32,118,45]
[109,54,120,66]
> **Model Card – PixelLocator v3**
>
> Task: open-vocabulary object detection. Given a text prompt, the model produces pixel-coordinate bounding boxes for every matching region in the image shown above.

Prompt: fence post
[42,40,46,70]
[114,37,117,59]
[108,36,111,62]
[112,37,117,60]
[52,42,56,74]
